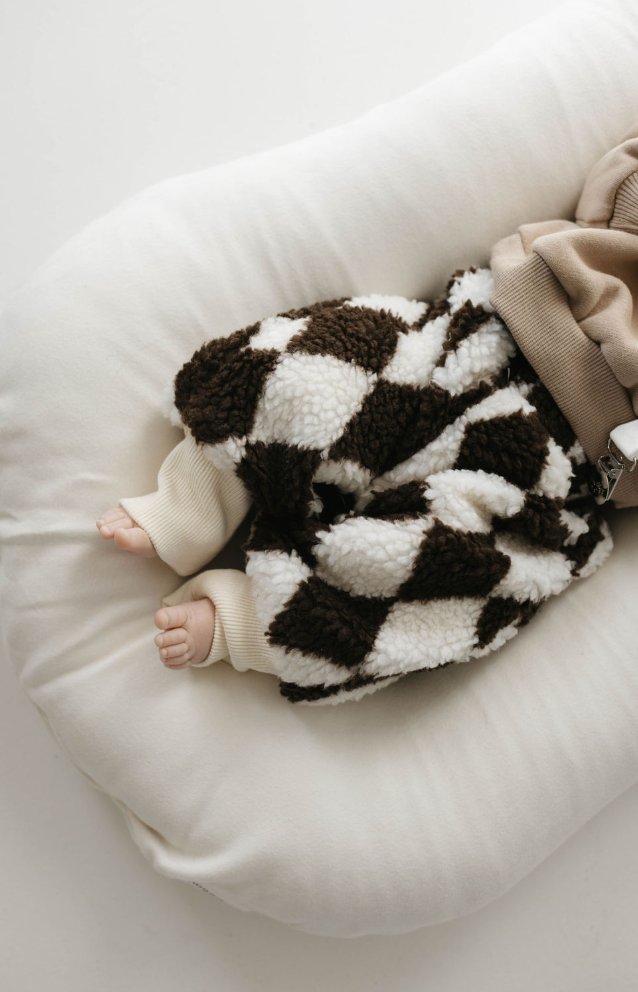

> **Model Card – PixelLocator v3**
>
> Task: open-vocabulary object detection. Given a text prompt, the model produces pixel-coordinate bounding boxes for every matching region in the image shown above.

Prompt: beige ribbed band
[610,171,638,234]
[161,568,278,674]
[490,249,638,509]
[119,429,251,577]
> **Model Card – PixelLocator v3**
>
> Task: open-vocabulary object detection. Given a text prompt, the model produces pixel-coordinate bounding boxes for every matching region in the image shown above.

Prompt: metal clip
[589,436,637,503]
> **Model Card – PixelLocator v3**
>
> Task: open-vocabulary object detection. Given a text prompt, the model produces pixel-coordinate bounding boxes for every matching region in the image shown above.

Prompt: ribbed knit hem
[119,430,251,577]
[610,170,638,234]
[160,568,277,675]
[490,251,638,509]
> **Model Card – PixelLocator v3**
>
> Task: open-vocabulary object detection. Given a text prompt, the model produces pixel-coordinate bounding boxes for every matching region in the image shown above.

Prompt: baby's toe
[97,507,133,537]
[154,603,191,631]
[155,627,187,649]
[160,642,189,661]
[164,656,192,670]
[99,519,134,539]
[96,508,128,530]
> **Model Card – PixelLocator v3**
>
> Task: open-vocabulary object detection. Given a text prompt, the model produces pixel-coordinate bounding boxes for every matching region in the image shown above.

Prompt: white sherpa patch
[431,318,517,396]
[313,457,373,495]
[424,468,525,533]
[202,436,247,472]
[559,508,591,546]
[160,382,184,429]
[245,314,310,351]
[245,549,312,630]
[381,314,450,388]
[298,675,403,706]
[342,294,428,327]
[314,515,434,599]
[574,518,614,578]
[492,532,573,603]
[248,352,377,451]
[465,383,535,424]
[448,267,495,313]
[532,437,573,500]
[365,597,485,677]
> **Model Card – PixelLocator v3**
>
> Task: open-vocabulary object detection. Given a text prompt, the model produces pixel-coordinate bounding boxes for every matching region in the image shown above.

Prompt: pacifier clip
[589,419,638,503]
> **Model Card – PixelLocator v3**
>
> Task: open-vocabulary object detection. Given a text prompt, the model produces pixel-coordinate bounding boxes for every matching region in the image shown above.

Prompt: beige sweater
[490,117,638,509]
[121,120,638,671]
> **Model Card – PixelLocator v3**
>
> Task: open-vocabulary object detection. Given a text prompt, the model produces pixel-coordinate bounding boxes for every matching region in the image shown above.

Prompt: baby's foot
[154,600,216,670]
[96,507,157,557]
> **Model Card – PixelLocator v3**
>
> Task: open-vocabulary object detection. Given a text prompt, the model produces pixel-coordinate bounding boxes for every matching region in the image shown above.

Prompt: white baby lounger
[2,0,638,938]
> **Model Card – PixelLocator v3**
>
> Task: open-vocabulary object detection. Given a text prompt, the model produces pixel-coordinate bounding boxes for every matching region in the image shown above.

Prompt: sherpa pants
[119,267,612,705]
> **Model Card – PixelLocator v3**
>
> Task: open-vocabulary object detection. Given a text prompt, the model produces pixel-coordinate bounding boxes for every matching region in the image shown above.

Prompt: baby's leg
[154,599,216,670]
[97,508,216,668]
[96,507,157,557]
[159,569,277,676]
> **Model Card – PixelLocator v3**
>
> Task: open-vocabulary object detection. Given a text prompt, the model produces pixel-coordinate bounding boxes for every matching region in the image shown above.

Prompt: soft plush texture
[1,0,638,937]
[167,265,612,705]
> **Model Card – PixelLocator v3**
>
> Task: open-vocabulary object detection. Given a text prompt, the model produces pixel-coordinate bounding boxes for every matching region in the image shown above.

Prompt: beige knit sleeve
[160,568,277,673]
[118,427,252,577]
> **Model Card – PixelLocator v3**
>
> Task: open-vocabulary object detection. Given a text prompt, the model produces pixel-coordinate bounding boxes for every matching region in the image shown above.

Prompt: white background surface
[1,1,637,988]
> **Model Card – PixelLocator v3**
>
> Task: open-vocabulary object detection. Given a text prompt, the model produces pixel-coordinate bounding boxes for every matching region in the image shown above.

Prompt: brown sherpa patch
[270,297,351,322]
[475,596,523,649]
[312,482,356,525]
[527,381,577,452]
[362,481,431,520]
[567,459,593,500]
[266,575,393,668]
[455,410,550,491]
[424,297,452,322]
[563,511,605,576]
[397,519,511,602]
[243,515,325,571]
[285,304,402,374]
[328,378,494,477]
[436,299,492,364]
[174,326,281,444]
[493,493,570,551]
[515,598,542,629]
[505,343,541,386]
[278,669,385,704]
[236,441,322,518]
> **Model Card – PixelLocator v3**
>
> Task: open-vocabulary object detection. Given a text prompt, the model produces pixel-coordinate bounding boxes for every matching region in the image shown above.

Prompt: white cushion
[2,0,638,937]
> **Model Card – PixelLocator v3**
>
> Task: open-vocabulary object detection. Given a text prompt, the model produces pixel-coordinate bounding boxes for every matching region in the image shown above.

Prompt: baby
[94,263,616,705]
[94,122,638,704]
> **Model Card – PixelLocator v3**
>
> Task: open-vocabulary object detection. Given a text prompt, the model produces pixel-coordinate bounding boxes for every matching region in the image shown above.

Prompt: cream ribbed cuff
[119,429,251,576]
[161,568,278,675]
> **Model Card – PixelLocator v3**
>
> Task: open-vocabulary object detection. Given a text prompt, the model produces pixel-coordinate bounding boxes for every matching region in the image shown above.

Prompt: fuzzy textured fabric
[167,267,613,705]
